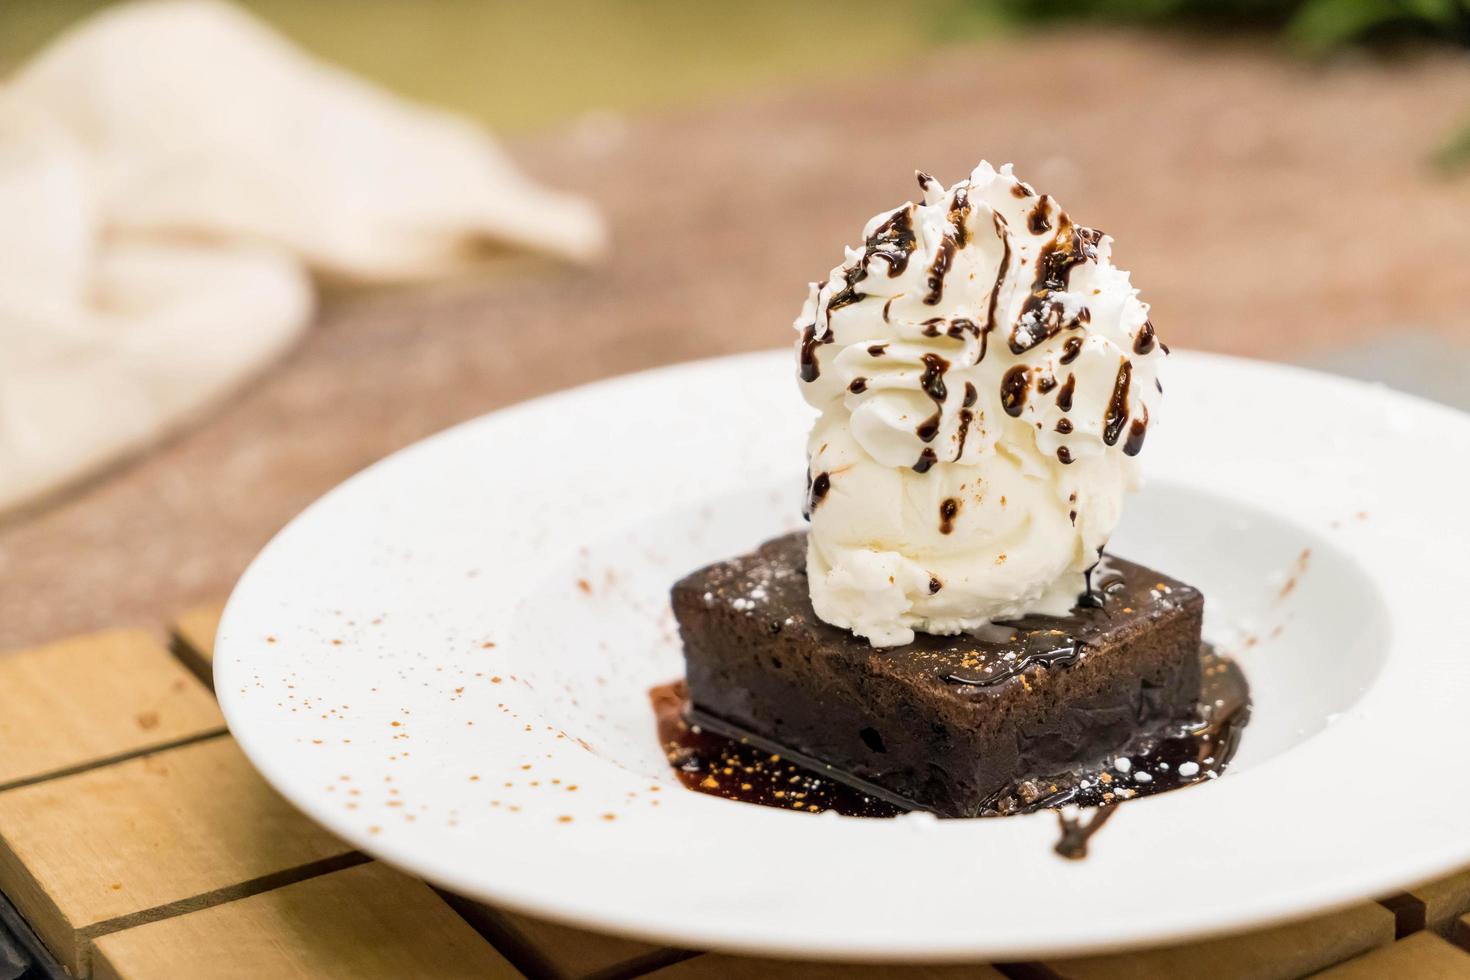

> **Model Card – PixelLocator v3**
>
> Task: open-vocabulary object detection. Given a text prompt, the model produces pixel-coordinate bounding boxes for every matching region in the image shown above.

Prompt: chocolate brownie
[671,532,1203,817]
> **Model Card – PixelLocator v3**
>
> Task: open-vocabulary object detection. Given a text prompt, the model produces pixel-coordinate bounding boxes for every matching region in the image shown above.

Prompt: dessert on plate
[661,161,1248,818]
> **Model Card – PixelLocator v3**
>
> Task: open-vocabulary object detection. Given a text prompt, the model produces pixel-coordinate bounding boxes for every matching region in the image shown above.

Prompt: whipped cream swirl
[796,161,1165,647]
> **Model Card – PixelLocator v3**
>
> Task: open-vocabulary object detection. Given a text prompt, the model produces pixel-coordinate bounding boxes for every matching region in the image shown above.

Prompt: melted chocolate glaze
[1060,335,1083,365]
[1057,446,1074,464]
[653,646,1249,824]
[913,448,937,473]
[848,377,868,394]
[868,342,888,357]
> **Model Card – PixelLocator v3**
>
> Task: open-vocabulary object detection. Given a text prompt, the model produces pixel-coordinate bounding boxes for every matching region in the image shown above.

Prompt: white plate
[217,350,1470,962]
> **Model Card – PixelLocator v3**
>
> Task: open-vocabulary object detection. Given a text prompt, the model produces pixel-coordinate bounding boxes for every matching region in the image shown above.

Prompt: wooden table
[3,29,1470,979]
[0,611,1466,978]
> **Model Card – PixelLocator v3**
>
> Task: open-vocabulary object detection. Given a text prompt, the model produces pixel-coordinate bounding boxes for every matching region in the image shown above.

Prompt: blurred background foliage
[996,0,1469,53]
[1,0,1467,168]
[990,0,1470,168]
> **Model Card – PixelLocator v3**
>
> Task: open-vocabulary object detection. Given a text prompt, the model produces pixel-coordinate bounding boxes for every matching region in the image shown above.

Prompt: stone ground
[3,30,1469,649]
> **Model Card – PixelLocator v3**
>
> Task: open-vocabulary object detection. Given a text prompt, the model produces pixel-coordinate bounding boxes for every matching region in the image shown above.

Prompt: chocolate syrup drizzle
[1055,806,1116,860]
[1027,194,1053,235]
[913,352,951,446]
[981,212,1012,362]
[939,497,960,534]
[1008,221,1098,356]
[808,472,831,510]
[825,207,917,316]
[1102,360,1133,446]
[1123,403,1150,456]
[923,236,956,305]
[1056,373,1076,412]
[798,323,830,382]
[951,382,980,459]
[948,186,971,248]
[1133,319,1157,355]
[1000,365,1030,417]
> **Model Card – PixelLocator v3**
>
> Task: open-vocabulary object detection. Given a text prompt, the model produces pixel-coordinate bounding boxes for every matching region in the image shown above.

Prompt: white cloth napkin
[0,0,606,517]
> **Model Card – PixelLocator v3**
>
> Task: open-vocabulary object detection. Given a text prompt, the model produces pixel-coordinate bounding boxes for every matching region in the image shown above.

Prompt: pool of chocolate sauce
[650,647,1249,824]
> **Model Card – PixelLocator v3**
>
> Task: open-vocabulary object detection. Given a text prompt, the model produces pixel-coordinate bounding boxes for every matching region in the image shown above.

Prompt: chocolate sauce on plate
[1054,806,1116,860]
[653,651,1250,825]
[651,681,903,818]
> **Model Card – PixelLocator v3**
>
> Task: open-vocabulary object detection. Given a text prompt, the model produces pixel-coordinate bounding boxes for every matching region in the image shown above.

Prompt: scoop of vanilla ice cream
[796,162,1164,647]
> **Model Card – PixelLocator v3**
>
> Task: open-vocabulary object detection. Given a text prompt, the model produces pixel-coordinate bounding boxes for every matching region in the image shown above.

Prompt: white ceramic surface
[216,350,1470,962]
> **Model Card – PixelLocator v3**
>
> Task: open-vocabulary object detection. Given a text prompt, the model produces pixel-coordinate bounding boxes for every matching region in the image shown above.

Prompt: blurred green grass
[0,0,956,132]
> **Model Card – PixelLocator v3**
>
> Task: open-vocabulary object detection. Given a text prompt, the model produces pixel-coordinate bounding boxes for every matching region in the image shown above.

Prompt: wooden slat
[1408,867,1470,936]
[444,893,687,979]
[90,862,521,980]
[1379,892,1427,938]
[0,737,357,976]
[0,630,224,790]
[1453,913,1470,954]
[1314,931,1470,978]
[646,956,1007,978]
[170,604,225,689]
[1024,902,1395,979]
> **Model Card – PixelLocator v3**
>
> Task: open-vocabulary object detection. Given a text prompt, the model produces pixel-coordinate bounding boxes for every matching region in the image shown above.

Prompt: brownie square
[671,532,1203,817]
